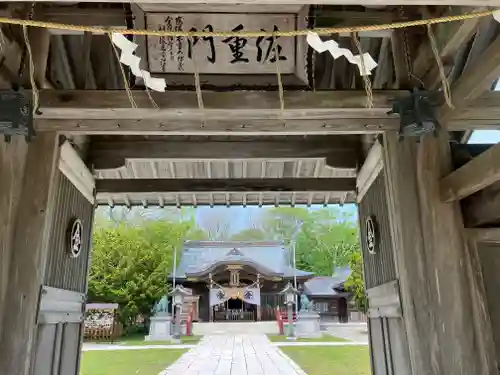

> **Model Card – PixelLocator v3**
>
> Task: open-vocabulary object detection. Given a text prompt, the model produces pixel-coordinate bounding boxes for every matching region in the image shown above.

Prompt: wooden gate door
[357,141,411,375]
[31,143,95,375]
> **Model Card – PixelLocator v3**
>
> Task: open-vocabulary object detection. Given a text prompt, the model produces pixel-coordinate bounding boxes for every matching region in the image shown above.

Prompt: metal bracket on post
[0,89,35,143]
[388,88,440,142]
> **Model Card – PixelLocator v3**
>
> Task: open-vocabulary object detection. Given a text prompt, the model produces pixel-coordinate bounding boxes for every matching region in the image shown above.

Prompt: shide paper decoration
[493,10,500,24]
[111,33,166,92]
[306,32,377,76]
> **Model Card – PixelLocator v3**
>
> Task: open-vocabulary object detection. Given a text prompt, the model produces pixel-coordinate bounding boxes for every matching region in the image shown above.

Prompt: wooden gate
[357,141,411,375]
[32,143,95,375]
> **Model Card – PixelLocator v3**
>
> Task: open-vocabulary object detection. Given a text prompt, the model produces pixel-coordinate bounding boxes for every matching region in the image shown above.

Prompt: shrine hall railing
[214,309,256,321]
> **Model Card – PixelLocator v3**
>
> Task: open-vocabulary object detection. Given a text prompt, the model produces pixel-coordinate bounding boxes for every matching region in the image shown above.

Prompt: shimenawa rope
[0,9,497,38]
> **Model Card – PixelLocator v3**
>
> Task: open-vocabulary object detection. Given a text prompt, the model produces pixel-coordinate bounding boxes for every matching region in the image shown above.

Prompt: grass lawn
[120,334,202,346]
[80,349,186,375]
[86,334,202,346]
[282,346,371,375]
[267,334,348,342]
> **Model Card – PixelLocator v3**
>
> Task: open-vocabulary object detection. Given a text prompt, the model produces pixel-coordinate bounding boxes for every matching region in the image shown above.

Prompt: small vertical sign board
[145,10,309,84]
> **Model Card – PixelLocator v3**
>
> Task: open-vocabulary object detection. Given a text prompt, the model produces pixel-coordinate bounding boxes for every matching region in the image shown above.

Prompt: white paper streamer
[493,10,500,24]
[306,32,378,76]
[111,33,166,92]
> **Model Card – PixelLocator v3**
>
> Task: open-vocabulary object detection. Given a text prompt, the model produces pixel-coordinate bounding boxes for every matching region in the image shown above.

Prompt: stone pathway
[159,334,307,375]
[81,343,196,351]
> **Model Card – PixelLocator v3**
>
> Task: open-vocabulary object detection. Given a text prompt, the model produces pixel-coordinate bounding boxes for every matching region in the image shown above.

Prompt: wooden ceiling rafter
[88,138,361,170]
[438,29,500,125]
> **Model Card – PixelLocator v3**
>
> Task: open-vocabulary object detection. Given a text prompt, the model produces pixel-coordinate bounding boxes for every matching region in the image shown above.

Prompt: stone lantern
[169,285,190,342]
[280,282,298,339]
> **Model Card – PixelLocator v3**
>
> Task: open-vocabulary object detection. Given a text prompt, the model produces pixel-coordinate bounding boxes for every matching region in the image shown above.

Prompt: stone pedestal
[295,311,321,338]
[145,315,172,341]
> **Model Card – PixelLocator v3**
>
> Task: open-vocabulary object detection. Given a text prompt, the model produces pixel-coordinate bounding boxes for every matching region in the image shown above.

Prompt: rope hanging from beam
[352,32,373,109]
[426,24,454,109]
[0,9,497,37]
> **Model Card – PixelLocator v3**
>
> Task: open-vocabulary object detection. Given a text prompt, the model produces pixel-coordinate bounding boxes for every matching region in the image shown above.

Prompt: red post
[186,306,194,336]
[275,308,284,335]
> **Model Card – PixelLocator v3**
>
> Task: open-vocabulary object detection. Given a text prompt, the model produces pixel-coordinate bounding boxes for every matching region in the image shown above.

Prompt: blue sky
[193,204,357,234]
[468,130,500,144]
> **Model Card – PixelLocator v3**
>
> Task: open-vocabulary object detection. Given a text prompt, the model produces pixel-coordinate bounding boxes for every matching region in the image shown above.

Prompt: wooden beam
[441,142,500,202]
[35,89,399,120]
[59,141,95,203]
[73,32,94,89]
[462,182,500,227]
[39,6,127,29]
[390,30,410,89]
[438,34,500,125]
[25,26,52,89]
[466,228,500,242]
[28,89,500,134]
[49,35,75,89]
[36,118,400,135]
[89,139,360,169]
[96,178,357,193]
[9,0,500,5]
[414,7,481,86]
[451,143,492,168]
[357,139,383,203]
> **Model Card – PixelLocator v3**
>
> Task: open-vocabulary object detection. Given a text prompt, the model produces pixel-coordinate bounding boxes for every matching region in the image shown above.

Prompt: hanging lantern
[0,90,34,143]
[388,88,439,141]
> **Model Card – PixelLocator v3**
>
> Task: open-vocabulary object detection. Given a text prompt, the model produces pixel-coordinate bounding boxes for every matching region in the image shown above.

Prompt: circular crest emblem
[365,216,378,255]
[67,218,83,258]
[244,290,253,300]
[216,290,226,300]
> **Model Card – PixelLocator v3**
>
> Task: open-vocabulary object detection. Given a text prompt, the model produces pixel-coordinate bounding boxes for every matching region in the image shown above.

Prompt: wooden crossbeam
[438,34,500,125]
[36,118,400,135]
[89,139,360,169]
[441,142,500,202]
[96,178,357,193]
[423,17,482,89]
[39,6,127,31]
[413,7,482,86]
[13,0,500,5]
[356,139,383,202]
[462,183,500,227]
[32,90,500,134]
[36,90,398,120]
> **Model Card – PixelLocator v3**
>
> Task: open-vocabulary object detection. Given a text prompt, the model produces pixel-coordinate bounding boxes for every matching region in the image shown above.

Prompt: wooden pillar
[383,131,497,375]
[338,298,348,323]
[0,133,60,375]
[0,138,29,342]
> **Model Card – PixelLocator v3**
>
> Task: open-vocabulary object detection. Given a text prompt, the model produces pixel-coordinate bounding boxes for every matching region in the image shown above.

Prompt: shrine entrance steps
[192,322,279,335]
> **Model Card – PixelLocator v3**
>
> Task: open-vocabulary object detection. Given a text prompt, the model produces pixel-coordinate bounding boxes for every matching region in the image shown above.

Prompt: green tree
[230,227,267,241]
[228,207,361,276]
[88,218,205,329]
[261,207,360,275]
[345,252,368,313]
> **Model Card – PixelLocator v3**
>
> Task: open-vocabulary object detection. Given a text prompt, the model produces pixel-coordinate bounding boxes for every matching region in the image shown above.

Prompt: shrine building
[169,241,356,322]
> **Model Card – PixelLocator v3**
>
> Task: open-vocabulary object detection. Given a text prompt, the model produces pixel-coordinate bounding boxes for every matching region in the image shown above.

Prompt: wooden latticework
[84,303,120,342]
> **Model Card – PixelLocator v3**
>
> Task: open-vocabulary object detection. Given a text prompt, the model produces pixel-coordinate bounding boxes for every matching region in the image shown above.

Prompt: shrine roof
[303,266,351,298]
[171,240,313,279]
